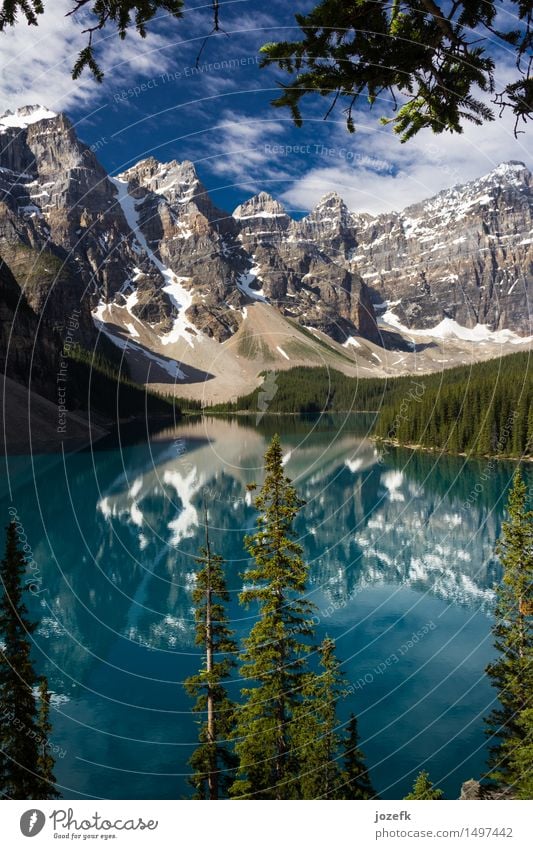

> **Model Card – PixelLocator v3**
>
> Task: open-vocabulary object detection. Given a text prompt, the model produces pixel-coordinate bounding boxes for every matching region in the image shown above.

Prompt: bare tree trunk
[204,501,218,800]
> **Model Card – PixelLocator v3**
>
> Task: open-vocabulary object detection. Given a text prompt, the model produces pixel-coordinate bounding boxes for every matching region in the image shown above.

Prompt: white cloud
[281,101,533,215]
[2,0,529,218]
[280,47,533,215]
[0,1,189,112]
[194,109,289,187]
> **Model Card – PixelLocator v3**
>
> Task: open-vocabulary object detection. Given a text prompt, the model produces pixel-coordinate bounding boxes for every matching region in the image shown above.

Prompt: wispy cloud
[0,0,195,112]
[281,90,533,215]
[2,0,529,218]
[181,109,294,197]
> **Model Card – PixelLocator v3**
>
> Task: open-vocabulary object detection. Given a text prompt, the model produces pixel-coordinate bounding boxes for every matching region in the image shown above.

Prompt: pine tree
[35,678,60,799]
[231,435,317,799]
[339,714,376,800]
[405,770,443,800]
[0,522,41,799]
[485,469,533,791]
[296,636,344,799]
[184,505,237,799]
[508,708,533,799]
[260,2,532,140]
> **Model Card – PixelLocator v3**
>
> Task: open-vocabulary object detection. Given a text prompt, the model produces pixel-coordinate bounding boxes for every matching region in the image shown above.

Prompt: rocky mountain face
[0,258,60,399]
[233,190,378,342]
[1,105,532,393]
[0,106,140,347]
[112,155,247,341]
[349,161,533,333]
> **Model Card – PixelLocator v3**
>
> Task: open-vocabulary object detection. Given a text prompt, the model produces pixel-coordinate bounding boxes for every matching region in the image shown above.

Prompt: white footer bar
[1,800,531,848]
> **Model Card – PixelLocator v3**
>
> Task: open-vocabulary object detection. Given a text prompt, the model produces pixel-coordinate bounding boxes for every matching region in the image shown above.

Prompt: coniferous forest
[374,353,533,457]
[210,352,532,458]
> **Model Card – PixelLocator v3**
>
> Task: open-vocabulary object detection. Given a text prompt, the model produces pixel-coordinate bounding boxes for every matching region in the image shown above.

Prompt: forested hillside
[210,367,409,414]
[210,353,532,457]
[375,352,532,456]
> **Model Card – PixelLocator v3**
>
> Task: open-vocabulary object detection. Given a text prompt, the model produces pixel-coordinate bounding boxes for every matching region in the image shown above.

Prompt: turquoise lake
[1,414,527,800]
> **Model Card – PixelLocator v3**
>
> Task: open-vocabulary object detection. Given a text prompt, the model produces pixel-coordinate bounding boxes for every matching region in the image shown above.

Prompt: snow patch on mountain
[343,336,361,348]
[237,266,266,301]
[0,105,57,132]
[110,176,195,347]
[380,311,533,344]
[160,277,195,346]
[93,302,187,379]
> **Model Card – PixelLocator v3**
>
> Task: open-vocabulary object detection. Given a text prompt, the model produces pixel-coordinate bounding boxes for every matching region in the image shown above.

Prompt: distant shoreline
[373,437,533,463]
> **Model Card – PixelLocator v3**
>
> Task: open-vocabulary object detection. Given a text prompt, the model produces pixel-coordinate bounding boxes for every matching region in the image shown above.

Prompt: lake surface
[1,414,527,800]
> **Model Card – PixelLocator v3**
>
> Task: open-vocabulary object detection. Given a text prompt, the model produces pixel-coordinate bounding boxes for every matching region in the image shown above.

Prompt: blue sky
[1,0,531,216]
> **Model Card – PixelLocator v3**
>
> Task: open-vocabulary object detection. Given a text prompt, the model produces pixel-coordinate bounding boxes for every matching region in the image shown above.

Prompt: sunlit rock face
[347,162,533,334]
[1,107,531,372]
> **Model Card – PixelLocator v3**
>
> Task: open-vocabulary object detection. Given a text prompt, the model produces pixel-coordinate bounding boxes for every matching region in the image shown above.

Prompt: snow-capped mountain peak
[486,160,528,179]
[315,191,347,209]
[0,104,57,132]
[233,191,289,220]
[0,106,531,399]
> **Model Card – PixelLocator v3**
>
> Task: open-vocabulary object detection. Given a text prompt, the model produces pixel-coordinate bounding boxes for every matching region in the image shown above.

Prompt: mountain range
[1,104,532,407]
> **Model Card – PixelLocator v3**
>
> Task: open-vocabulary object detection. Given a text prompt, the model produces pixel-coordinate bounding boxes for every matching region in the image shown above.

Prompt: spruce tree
[508,708,533,799]
[0,522,41,799]
[35,678,60,799]
[231,435,317,799]
[340,714,376,800]
[260,2,532,140]
[296,636,344,799]
[405,770,443,800]
[184,506,237,799]
[485,469,533,791]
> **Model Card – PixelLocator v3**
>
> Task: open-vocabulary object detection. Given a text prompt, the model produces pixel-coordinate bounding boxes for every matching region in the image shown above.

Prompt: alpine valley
[1,105,532,411]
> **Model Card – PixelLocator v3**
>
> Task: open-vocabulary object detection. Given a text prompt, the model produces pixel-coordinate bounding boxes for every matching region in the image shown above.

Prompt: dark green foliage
[66,344,192,419]
[260,1,533,139]
[211,354,532,458]
[405,769,443,799]
[186,436,374,800]
[508,708,533,799]
[0,0,43,29]
[340,714,376,799]
[184,516,237,799]
[485,470,533,794]
[35,678,60,799]
[296,639,376,799]
[231,435,318,799]
[376,353,533,457]
[0,523,42,798]
[209,365,409,415]
[296,636,345,799]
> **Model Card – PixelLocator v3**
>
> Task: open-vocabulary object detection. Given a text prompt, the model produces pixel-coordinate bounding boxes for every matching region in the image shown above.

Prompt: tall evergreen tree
[184,505,237,799]
[231,435,317,799]
[296,636,344,799]
[35,677,60,799]
[339,714,376,800]
[0,522,41,799]
[485,469,533,792]
[508,708,533,800]
[405,770,443,800]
